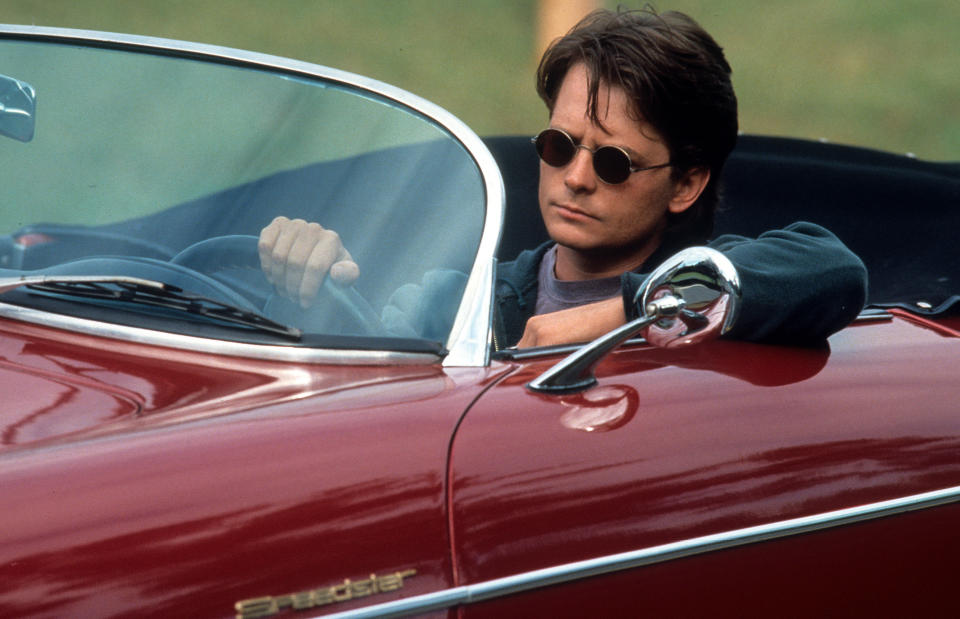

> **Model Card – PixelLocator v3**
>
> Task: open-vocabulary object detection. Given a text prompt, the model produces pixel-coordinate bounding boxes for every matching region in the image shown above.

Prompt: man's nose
[564,147,597,192]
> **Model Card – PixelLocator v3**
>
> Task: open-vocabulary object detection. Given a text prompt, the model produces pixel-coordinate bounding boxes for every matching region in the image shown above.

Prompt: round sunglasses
[532,128,672,185]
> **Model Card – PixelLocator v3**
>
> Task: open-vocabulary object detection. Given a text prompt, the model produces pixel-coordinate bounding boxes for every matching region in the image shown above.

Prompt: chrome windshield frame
[0,24,504,368]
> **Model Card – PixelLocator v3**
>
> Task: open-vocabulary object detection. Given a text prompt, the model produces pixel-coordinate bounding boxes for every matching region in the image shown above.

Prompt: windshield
[0,35,487,352]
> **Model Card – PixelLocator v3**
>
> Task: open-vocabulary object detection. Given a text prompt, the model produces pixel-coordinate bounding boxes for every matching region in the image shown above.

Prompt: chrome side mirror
[634,245,741,348]
[527,247,741,393]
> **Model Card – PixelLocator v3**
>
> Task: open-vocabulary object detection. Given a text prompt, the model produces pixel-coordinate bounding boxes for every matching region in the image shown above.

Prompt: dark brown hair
[536,8,738,244]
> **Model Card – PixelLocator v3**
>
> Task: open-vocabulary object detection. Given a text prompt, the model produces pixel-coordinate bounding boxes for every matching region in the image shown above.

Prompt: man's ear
[668,167,711,214]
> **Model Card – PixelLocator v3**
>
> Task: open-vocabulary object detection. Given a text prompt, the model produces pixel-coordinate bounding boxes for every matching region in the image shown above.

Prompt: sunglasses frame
[532,128,673,185]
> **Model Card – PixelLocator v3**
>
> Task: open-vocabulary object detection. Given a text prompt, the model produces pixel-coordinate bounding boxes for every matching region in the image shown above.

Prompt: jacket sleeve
[623,222,868,344]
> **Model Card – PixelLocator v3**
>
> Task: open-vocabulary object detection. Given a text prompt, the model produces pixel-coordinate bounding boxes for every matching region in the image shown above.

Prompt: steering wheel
[170,235,385,336]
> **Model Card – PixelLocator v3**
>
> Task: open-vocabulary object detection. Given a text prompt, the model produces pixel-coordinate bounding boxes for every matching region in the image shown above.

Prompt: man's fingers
[266,220,304,289]
[258,216,286,282]
[329,260,360,285]
[329,245,359,285]
[284,223,327,301]
[298,234,340,307]
[299,257,360,307]
[258,217,359,307]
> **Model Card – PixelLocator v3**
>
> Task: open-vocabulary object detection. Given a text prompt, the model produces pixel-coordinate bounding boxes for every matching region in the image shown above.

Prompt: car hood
[0,361,140,447]
[0,319,470,452]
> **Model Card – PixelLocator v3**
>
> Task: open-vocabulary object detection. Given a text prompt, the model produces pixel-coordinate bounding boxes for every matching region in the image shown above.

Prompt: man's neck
[553,239,660,281]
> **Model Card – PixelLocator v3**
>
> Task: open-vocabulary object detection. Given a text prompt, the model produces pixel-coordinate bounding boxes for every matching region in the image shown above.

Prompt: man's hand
[258,216,359,308]
[516,297,626,348]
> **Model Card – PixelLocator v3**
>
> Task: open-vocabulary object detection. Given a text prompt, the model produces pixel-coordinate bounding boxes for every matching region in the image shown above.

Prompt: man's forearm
[517,296,625,348]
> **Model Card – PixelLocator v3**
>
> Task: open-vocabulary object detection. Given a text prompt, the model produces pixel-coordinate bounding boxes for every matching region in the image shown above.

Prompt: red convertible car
[1,26,958,619]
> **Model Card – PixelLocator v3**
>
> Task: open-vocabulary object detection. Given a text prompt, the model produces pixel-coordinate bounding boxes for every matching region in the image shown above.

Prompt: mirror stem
[526,296,677,393]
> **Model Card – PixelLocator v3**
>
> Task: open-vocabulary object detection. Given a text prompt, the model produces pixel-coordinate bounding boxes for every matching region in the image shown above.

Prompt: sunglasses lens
[535,129,576,167]
[535,129,636,184]
[592,146,632,184]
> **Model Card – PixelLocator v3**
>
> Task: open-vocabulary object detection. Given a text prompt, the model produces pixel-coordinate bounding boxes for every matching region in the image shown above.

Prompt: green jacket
[493,221,868,349]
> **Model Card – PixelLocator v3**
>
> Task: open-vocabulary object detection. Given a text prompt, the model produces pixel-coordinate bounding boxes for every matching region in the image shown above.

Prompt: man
[260,8,867,348]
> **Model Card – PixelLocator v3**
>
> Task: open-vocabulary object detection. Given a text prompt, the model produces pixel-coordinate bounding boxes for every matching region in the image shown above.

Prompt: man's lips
[551,202,599,221]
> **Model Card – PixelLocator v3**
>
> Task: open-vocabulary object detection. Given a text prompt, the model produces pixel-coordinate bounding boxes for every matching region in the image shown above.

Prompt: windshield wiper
[0,275,301,340]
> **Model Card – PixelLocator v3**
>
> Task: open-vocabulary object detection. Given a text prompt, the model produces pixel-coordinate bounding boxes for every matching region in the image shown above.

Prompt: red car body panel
[0,320,509,618]
[450,315,960,615]
[462,502,960,618]
[1,312,957,617]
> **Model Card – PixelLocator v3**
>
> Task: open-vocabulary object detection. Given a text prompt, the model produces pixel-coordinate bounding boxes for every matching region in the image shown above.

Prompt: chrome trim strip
[443,255,499,367]
[0,303,440,365]
[315,484,960,618]
[0,25,504,367]
[495,337,647,361]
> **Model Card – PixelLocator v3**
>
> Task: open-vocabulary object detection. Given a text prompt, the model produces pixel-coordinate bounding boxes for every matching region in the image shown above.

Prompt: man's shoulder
[497,241,554,292]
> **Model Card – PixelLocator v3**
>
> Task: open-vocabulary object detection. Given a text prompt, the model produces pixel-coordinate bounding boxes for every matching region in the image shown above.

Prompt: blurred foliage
[1,0,956,159]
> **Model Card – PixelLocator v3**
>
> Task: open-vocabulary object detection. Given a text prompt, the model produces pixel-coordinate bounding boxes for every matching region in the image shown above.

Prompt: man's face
[538,63,690,264]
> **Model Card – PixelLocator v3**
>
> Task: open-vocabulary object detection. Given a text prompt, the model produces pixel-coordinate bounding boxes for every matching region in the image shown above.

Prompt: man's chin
[547,232,598,253]
[549,231,662,265]
[544,220,598,250]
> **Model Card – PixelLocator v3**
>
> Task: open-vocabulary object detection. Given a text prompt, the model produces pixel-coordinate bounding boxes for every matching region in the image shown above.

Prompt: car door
[448,314,960,617]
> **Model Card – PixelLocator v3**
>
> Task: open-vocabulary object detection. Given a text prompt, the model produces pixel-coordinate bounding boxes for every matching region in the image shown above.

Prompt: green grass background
[1,0,956,160]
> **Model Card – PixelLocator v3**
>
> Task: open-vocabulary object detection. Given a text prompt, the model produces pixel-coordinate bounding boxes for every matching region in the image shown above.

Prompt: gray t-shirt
[535,245,623,315]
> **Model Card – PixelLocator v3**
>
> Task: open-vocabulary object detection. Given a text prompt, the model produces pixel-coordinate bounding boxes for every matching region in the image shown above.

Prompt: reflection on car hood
[0,317,457,451]
[0,364,140,447]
